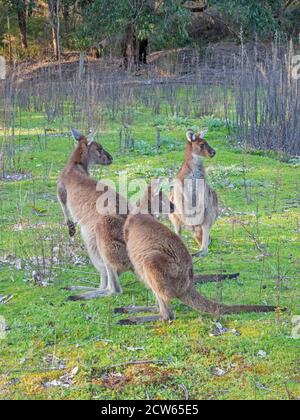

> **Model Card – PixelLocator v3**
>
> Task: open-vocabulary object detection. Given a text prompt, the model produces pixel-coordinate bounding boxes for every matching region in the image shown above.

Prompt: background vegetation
[0,1,299,61]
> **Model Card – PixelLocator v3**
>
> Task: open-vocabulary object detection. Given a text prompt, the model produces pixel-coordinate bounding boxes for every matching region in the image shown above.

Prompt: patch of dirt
[92,365,175,391]
[94,373,128,391]
[124,365,175,387]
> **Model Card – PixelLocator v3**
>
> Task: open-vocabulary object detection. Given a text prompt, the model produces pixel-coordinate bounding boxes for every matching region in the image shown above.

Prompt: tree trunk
[56,0,62,74]
[122,24,148,70]
[139,39,148,65]
[52,27,59,60]
[17,5,28,49]
[28,1,34,17]
[63,2,70,35]
[47,0,61,61]
[122,24,134,70]
[7,17,12,62]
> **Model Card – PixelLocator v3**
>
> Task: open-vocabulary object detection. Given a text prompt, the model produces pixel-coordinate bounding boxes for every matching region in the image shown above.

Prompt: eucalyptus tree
[208,0,300,39]
[1,0,36,49]
[80,0,203,68]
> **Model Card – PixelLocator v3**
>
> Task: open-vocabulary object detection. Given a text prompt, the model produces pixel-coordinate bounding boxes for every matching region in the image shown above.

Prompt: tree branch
[282,0,297,13]
[201,10,241,41]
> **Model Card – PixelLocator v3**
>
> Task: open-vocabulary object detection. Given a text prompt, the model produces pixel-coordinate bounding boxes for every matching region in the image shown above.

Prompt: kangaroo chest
[174,159,208,225]
[185,166,204,180]
[186,156,206,180]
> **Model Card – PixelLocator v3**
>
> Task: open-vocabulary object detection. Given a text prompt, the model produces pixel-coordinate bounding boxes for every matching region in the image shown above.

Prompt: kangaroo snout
[103,153,113,165]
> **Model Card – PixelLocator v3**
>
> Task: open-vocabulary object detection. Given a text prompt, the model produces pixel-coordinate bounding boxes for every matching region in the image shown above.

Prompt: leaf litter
[209,322,241,337]
[43,367,79,389]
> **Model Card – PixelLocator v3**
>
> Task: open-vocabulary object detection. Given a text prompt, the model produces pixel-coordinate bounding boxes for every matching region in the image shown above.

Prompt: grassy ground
[0,109,299,400]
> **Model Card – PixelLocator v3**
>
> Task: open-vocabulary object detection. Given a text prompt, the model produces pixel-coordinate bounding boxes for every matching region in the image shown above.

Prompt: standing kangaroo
[115,205,277,324]
[57,128,131,301]
[169,129,218,257]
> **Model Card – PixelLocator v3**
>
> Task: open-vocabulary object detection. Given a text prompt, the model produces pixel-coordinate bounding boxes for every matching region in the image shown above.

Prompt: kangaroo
[115,203,278,324]
[57,128,131,301]
[58,137,174,301]
[169,129,218,257]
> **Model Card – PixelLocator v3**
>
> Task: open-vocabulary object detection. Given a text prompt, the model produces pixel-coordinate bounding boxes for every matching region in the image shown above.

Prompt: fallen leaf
[255,382,271,391]
[43,367,79,389]
[209,322,240,337]
[126,346,145,352]
[0,295,13,305]
[212,367,227,377]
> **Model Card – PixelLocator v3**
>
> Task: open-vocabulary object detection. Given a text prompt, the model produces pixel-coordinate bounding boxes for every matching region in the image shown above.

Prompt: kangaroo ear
[198,128,209,139]
[71,128,83,142]
[186,130,196,143]
[87,130,97,145]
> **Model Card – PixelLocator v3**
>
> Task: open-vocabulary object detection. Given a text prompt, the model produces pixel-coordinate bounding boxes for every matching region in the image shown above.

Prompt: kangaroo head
[71,128,113,166]
[186,129,216,159]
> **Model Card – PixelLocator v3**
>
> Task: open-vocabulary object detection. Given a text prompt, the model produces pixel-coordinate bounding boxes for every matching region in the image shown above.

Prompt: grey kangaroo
[57,128,131,301]
[169,129,218,257]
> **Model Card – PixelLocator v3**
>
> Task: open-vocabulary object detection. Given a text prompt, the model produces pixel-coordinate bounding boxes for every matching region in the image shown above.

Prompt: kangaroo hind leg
[193,224,211,258]
[169,213,183,236]
[117,297,174,325]
[67,237,111,301]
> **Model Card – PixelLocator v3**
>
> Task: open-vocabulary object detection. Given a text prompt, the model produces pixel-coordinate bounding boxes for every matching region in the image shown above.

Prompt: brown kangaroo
[57,128,131,301]
[58,135,174,301]
[169,129,218,257]
[115,199,278,324]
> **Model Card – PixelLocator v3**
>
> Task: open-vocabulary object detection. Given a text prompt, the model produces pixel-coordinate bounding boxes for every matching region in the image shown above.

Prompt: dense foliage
[209,0,300,39]
[0,0,299,59]
[80,0,191,51]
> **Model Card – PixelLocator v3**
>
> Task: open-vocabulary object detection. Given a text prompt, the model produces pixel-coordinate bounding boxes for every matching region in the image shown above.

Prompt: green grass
[0,109,299,400]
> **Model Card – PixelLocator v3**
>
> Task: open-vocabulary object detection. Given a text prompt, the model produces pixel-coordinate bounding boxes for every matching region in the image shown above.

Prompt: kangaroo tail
[180,287,278,315]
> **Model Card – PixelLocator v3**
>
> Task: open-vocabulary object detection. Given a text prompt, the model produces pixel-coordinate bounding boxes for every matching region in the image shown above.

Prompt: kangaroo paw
[114,306,159,314]
[117,315,164,325]
[67,289,113,301]
[193,250,209,258]
[64,286,98,292]
[67,221,76,237]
